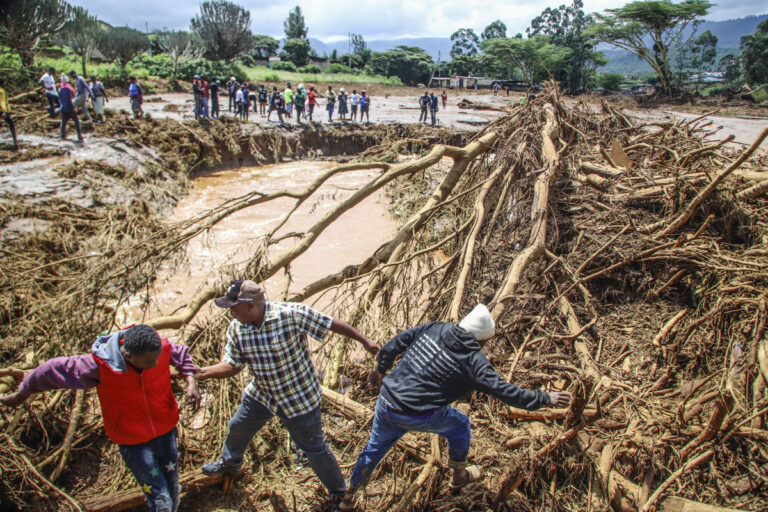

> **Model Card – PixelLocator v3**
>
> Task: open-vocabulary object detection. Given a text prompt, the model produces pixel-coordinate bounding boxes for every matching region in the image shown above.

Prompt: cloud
[68,0,766,40]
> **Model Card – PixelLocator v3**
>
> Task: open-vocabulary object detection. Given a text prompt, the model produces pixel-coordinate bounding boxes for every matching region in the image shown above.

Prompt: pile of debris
[1,82,767,512]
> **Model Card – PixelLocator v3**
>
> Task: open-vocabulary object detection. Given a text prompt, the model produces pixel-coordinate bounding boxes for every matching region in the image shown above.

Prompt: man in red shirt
[201,78,210,118]
[307,84,318,122]
[0,325,201,512]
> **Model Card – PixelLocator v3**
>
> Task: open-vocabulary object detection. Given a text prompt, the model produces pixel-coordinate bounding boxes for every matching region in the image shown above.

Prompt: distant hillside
[305,13,767,76]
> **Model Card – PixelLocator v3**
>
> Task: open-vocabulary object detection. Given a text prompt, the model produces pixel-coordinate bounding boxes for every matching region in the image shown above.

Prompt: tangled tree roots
[2,81,768,511]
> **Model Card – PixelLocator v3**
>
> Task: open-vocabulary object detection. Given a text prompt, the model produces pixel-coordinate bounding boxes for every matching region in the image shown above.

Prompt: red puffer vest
[94,338,179,445]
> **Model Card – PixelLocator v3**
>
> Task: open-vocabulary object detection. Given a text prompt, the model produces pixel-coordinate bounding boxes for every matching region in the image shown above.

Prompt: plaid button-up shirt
[224,301,332,418]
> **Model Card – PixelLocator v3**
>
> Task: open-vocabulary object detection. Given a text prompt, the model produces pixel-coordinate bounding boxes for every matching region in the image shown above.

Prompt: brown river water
[119,161,396,327]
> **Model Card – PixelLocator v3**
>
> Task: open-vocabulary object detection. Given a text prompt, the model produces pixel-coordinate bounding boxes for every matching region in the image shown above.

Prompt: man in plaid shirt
[196,279,378,511]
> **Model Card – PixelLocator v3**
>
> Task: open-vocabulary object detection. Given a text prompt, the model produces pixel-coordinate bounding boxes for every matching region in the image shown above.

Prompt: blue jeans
[118,428,180,512]
[348,396,471,491]
[221,392,346,497]
[201,97,209,117]
[46,92,60,117]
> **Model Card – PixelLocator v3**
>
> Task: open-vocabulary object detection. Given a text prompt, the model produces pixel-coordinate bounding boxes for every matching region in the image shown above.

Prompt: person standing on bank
[70,70,93,122]
[418,91,429,123]
[39,66,59,117]
[210,79,220,119]
[0,324,202,512]
[257,84,268,116]
[58,74,83,143]
[192,75,203,119]
[307,84,317,121]
[429,91,439,127]
[294,85,306,124]
[284,82,293,117]
[358,90,370,123]
[196,280,379,512]
[326,85,336,122]
[227,76,238,112]
[338,304,571,511]
[89,75,108,124]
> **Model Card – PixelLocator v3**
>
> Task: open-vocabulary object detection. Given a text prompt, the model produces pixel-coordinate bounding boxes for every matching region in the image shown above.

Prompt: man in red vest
[0,324,201,512]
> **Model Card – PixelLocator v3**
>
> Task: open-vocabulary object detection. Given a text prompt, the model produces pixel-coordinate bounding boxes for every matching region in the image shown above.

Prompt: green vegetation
[741,19,768,86]
[595,72,625,91]
[271,61,298,72]
[191,0,252,62]
[98,26,149,77]
[0,0,70,67]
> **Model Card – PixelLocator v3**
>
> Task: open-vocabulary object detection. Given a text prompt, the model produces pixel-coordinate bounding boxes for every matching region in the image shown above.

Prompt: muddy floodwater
[120,161,396,325]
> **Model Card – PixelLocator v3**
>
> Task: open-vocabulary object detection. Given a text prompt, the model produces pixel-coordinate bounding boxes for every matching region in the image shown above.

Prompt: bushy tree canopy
[741,19,768,86]
[282,38,310,67]
[588,0,712,95]
[367,46,434,85]
[450,29,480,58]
[251,34,279,59]
[60,5,101,76]
[0,0,71,67]
[482,35,571,86]
[481,20,507,41]
[284,6,308,40]
[191,0,252,62]
[99,26,149,72]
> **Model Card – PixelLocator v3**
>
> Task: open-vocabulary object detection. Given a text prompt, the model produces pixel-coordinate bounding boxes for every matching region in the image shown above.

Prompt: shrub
[262,73,280,82]
[596,72,624,92]
[271,61,298,72]
[326,63,354,74]
[298,64,322,74]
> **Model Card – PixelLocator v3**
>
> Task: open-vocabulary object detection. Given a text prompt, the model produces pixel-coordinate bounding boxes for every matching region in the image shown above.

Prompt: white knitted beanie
[458,304,495,340]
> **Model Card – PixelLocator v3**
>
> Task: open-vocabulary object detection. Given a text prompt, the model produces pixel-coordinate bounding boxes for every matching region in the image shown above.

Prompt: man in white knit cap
[339,304,571,511]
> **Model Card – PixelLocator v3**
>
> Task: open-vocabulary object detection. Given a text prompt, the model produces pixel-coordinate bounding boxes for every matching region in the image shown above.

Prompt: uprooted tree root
[2,81,768,511]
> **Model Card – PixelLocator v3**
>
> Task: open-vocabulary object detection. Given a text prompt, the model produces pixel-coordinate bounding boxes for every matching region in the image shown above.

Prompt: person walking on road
[129,76,144,119]
[0,324,202,512]
[196,280,379,512]
[326,85,336,122]
[0,78,19,150]
[89,75,108,124]
[338,304,571,511]
[227,76,238,112]
[359,90,370,123]
[39,66,59,117]
[58,74,82,142]
[70,70,93,122]
[418,91,429,123]
[441,90,447,110]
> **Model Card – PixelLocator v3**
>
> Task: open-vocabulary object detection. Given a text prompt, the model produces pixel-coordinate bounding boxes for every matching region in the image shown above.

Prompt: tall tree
[251,34,279,59]
[99,26,149,74]
[690,29,717,90]
[284,6,308,40]
[529,0,603,93]
[740,19,768,86]
[481,20,507,41]
[60,6,101,77]
[718,52,742,89]
[282,38,310,66]
[367,46,434,85]
[158,31,203,82]
[350,33,371,65]
[450,28,480,58]
[588,0,712,96]
[191,0,252,62]
[0,0,71,68]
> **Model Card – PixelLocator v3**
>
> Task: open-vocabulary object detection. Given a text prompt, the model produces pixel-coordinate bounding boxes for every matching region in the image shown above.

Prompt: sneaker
[201,459,242,477]
[332,494,352,512]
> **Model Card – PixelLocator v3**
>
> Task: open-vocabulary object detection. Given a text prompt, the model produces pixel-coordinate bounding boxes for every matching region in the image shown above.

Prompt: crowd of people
[191,76,374,126]
[0,277,570,512]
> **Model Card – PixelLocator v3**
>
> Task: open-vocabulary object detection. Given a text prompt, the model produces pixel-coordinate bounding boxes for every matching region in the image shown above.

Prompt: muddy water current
[120,161,396,326]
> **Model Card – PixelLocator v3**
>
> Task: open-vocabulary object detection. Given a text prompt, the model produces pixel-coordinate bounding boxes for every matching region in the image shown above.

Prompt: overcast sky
[69,0,767,41]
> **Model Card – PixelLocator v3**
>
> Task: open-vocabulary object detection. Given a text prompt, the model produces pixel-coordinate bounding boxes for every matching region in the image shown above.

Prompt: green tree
[158,31,203,82]
[251,34,279,59]
[529,0,604,93]
[481,20,507,41]
[60,6,101,77]
[99,26,149,74]
[350,33,371,65]
[482,35,570,86]
[741,19,768,86]
[0,0,71,68]
[284,6,308,40]
[448,55,480,76]
[450,28,480,58]
[596,72,624,91]
[282,38,310,66]
[191,0,252,62]
[689,29,717,90]
[588,0,712,96]
[718,52,742,89]
[367,46,434,85]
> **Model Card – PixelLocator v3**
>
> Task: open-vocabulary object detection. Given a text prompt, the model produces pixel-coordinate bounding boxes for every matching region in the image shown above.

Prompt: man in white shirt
[38,67,59,117]
[349,90,360,121]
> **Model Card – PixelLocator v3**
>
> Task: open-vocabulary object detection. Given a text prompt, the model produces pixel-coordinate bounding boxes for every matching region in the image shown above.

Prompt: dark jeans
[211,96,219,118]
[59,110,82,140]
[119,427,180,512]
[348,396,471,491]
[46,92,60,117]
[419,107,428,122]
[221,392,345,498]
[194,97,202,119]
[228,93,236,111]
[430,108,438,126]
[308,103,315,120]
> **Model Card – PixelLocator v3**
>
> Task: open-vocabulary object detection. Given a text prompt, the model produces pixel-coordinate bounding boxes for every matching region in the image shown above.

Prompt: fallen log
[82,471,224,512]
[661,496,744,512]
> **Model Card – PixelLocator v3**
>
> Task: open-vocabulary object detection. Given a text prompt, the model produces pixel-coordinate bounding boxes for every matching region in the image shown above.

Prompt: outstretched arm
[330,318,378,356]
[0,355,100,408]
[195,362,242,381]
